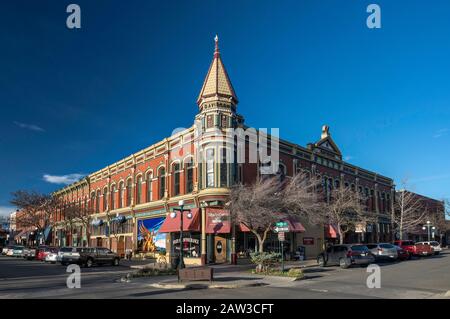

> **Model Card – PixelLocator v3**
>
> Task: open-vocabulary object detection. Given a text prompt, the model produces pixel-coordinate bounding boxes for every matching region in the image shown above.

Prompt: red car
[394,240,433,258]
[36,246,54,261]
[394,245,409,261]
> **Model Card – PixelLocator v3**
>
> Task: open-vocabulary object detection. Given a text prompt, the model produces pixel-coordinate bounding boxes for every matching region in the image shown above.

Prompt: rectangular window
[220,148,228,187]
[207,115,213,128]
[206,149,215,187]
[186,166,194,193]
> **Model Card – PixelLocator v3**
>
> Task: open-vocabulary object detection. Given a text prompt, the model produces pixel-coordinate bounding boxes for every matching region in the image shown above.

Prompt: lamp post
[171,200,192,269]
[422,221,436,242]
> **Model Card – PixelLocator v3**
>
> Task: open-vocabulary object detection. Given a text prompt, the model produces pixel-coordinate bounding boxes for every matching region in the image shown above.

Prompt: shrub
[250,252,281,273]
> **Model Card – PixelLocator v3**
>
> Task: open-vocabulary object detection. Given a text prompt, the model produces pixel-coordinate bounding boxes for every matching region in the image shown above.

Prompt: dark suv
[317,244,375,269]
[61,247,120,267]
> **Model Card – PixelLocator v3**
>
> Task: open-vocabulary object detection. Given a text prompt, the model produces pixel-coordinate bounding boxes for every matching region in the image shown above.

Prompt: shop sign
[173,238,200,251]
[303,237,314,245]
[206,209,231,234]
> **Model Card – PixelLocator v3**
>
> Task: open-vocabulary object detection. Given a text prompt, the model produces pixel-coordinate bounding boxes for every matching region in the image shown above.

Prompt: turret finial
[214,34,219,56]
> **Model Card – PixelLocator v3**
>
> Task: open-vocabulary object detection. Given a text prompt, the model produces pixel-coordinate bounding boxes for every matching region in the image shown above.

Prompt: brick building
[396,191,446,242]
[51,37,396,263]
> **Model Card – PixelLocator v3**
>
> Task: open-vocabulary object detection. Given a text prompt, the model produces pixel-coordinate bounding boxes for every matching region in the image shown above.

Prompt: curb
[149,281,268,290]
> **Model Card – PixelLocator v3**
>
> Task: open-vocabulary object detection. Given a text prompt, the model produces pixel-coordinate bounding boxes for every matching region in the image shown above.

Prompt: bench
[178,267,214,283]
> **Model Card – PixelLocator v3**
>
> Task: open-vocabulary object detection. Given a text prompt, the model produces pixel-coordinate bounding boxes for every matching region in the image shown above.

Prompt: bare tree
[10,190,58,236]
[323,185,373,244]
[229,172,324,253]
[393,189,426,240]
[229,176,284,254]
[61,202,93,246]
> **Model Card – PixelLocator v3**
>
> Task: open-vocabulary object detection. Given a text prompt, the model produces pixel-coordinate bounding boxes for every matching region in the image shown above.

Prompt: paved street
[1,251,449,299]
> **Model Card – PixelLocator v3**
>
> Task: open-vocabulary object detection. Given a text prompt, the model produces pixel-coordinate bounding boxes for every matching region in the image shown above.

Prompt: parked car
[23,247,37,260]
[12,245,25,257]
[416,241,442,255]
[394,245,409,261]
[394,240,433,258]
[36,246,53,261]
[44,248,59,264]
[2,245,13,255]
[366,243,398,261]
[61,247,120,267]
[57,247,74,262]
[317,244,375,269]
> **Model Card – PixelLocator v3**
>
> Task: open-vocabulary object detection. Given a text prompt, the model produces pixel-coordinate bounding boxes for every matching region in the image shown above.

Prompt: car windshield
[60,247,74,252]
[380,244,394,249]
[430,242,439,246]
[402,241,415,245]
[351,245,368,251]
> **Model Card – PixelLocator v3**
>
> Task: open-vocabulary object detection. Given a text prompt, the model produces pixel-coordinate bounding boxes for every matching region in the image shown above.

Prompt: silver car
[12,245,25,257]
[366,243,398,261]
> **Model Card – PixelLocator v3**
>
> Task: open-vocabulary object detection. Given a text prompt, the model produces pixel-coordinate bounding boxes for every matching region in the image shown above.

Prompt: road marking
[309,288,328,293]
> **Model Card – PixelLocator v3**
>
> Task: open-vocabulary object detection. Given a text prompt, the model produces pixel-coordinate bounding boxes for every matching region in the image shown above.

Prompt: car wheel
[112,258,120,266]
[85,258,93,268]
[317,256,326,267]
[339,258,350,269]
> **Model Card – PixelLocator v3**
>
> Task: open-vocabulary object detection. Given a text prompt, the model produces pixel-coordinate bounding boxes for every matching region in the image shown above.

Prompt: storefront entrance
[214,235,227,263]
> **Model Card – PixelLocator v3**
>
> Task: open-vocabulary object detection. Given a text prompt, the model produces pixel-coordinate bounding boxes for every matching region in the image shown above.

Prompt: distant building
[395,190,445,242]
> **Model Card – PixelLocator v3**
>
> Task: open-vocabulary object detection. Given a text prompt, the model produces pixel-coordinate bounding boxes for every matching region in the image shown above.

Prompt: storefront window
[172,232,201,258]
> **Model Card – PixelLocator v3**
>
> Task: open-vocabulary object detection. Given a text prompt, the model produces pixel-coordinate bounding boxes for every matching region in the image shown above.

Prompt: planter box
[178,267,213,283]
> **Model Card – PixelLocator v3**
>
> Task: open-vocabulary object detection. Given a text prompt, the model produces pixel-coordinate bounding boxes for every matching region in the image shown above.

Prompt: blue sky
[1,0,449,216]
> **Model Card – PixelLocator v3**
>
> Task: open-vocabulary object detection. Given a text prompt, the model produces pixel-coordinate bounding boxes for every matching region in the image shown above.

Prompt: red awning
[326,224,338,238]
[206,208,231,234]
[238,223,251,232]
[159,208,201,233]
[285,218,306,233]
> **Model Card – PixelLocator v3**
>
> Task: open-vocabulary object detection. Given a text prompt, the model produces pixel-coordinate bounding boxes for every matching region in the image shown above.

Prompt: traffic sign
[274,226,289,233]
[276,221,288,228]
[278,232,285,242]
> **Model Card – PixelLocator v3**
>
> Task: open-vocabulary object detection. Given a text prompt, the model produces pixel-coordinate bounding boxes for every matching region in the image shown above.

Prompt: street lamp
[172,199,192,269]
[422,221,436,242]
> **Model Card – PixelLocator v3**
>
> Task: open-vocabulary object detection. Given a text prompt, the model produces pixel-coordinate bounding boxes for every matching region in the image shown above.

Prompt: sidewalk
[126,258,318,272]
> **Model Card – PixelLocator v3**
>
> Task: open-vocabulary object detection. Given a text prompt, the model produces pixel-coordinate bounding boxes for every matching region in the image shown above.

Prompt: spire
[197,35,238,107]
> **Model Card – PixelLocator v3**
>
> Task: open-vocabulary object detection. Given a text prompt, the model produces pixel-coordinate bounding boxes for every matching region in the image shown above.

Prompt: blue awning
[43,226,52,240]
[91,219,104,226]
[111,215,126,223]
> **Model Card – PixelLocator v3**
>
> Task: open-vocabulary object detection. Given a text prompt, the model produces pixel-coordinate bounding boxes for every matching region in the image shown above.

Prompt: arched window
[110,185,116,210]
[126,179,132,206]
[172,163,180,196]
[334,179,340,189]
[118,181,124,208]
[96,190,100,213]
[136,176,142,205]
[185,159,194,193]
[158,167,166,199]
[146,172,153,202]
[90,192,95,211]
[103,188,108,211]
